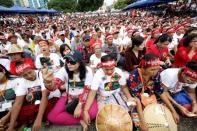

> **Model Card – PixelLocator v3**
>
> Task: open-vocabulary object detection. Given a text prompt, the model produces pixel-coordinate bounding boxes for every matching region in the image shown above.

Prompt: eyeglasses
[66,59,77,65]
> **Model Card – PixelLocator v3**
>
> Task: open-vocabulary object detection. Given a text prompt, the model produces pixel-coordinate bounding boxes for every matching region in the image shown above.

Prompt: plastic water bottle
[23,127,32,131]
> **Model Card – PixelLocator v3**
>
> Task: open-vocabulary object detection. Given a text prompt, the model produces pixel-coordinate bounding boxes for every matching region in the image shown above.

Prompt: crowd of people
[0,5,197,131]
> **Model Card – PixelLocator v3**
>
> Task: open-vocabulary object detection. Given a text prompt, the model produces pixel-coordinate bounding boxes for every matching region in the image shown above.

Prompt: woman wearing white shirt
[90,43,106,73]
[83,54,136,126]
[42,51,98,131]
[0,64,21,130]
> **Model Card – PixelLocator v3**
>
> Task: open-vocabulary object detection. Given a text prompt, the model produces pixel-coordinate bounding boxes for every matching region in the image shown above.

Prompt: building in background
[100,0,118,12]
[12,0,49,8]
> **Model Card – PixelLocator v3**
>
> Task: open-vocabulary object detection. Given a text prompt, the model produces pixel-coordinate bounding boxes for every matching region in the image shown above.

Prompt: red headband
[101,60,116,68]
[184,67,197,80]
[106,35,113,40]
[92,42,101,48]
[139,58,160,68]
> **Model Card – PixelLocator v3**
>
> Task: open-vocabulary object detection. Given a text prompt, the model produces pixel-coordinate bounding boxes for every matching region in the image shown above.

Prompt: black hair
[0,32,4,36]
[0,64,12,79]
[95,28,101,32]
[131,35,144,49]
[185,61,197,72]
[101,54,116,63]
[143,53,158,62]
[60,44,71,57]
[65,61,87,81]
[105,26,110,30]
[154,34,171,44]
[183,34,197,47]
[183,27,197,37]
[131,30,139,37]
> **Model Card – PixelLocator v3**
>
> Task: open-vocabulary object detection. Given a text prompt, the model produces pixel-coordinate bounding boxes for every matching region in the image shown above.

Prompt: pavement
[39,116,197,131]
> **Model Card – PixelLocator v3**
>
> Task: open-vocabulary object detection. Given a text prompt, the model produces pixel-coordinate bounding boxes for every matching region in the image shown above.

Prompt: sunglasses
[66,59,77,65]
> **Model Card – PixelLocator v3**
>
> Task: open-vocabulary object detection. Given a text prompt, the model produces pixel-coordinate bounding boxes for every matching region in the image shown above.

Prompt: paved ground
[39,116,197,131]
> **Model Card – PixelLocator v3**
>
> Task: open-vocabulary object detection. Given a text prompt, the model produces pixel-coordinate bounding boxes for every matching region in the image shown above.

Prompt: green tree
[48,0,104,12]
[48,0,77,12]
[76,0,104,12]
[0,0,14,7]
[114,0,135,9]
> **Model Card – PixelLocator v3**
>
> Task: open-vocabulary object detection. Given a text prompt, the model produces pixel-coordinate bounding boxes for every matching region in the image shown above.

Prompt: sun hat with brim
[7,34,17,41]
[143,103,177,131]
[7,44,23,55]
[96,104,132,131]
[59,31,65,36]
[64,50,82,62]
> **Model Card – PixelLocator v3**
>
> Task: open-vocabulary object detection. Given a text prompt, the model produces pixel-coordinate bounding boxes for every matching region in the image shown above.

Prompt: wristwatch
[127,101,136,106]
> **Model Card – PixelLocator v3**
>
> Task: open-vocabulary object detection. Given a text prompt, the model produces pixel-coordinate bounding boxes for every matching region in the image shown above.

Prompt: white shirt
[0,58,10,71]
[55,38,70,47]
[15,71,60,100]
[55,66,93,96]
[91,68,126,96]
[113,37,123,46]
[160,68,197,93]
[35,53,61,72]
[0,78,22,112]
[90,53,106,69]
[123,36,132,46]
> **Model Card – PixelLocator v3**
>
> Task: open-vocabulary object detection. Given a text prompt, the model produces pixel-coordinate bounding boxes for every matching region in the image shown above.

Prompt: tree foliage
[114,0,135,9]
[48,0,104,12]
[48,0,76,12]
[77,0,104,12]
[0,0,14,7]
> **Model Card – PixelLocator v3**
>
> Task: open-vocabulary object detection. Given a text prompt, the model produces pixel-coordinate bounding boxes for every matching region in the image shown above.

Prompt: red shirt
[146,39,155,49]
[173,47,197,67]
[89,38,102,48]
[146,44,169,61]
[177,38,185,48]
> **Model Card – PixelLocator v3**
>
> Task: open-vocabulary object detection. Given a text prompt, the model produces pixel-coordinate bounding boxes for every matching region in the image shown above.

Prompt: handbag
[4,88,16,100]
[65,80,79,114]
[65,98,79,114]
[138,68,157,107]
[141,93,157,107]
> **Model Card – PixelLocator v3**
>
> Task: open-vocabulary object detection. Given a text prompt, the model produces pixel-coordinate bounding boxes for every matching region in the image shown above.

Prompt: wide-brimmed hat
[96,104,132,131]
[59,31,65,36]
[143,104,177,131]
[7,34,17,41]
[7,44,23,55]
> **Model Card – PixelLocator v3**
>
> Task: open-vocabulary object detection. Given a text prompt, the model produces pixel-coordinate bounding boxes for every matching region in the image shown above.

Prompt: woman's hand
[41,66,54,91]
[42,66,54,82]
[83,110,90,125]
[127,97,137,111]
[177,104,192,117]
[74,103,82,118]
[192,103,197,116]
[171,111,179,124]
[32,118,42,131]
[140,121,148,131]
[0,120,6,131]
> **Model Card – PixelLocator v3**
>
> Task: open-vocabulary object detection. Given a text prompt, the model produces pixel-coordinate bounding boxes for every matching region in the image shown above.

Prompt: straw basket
[96,104,132,131]
[143,103,177,131]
